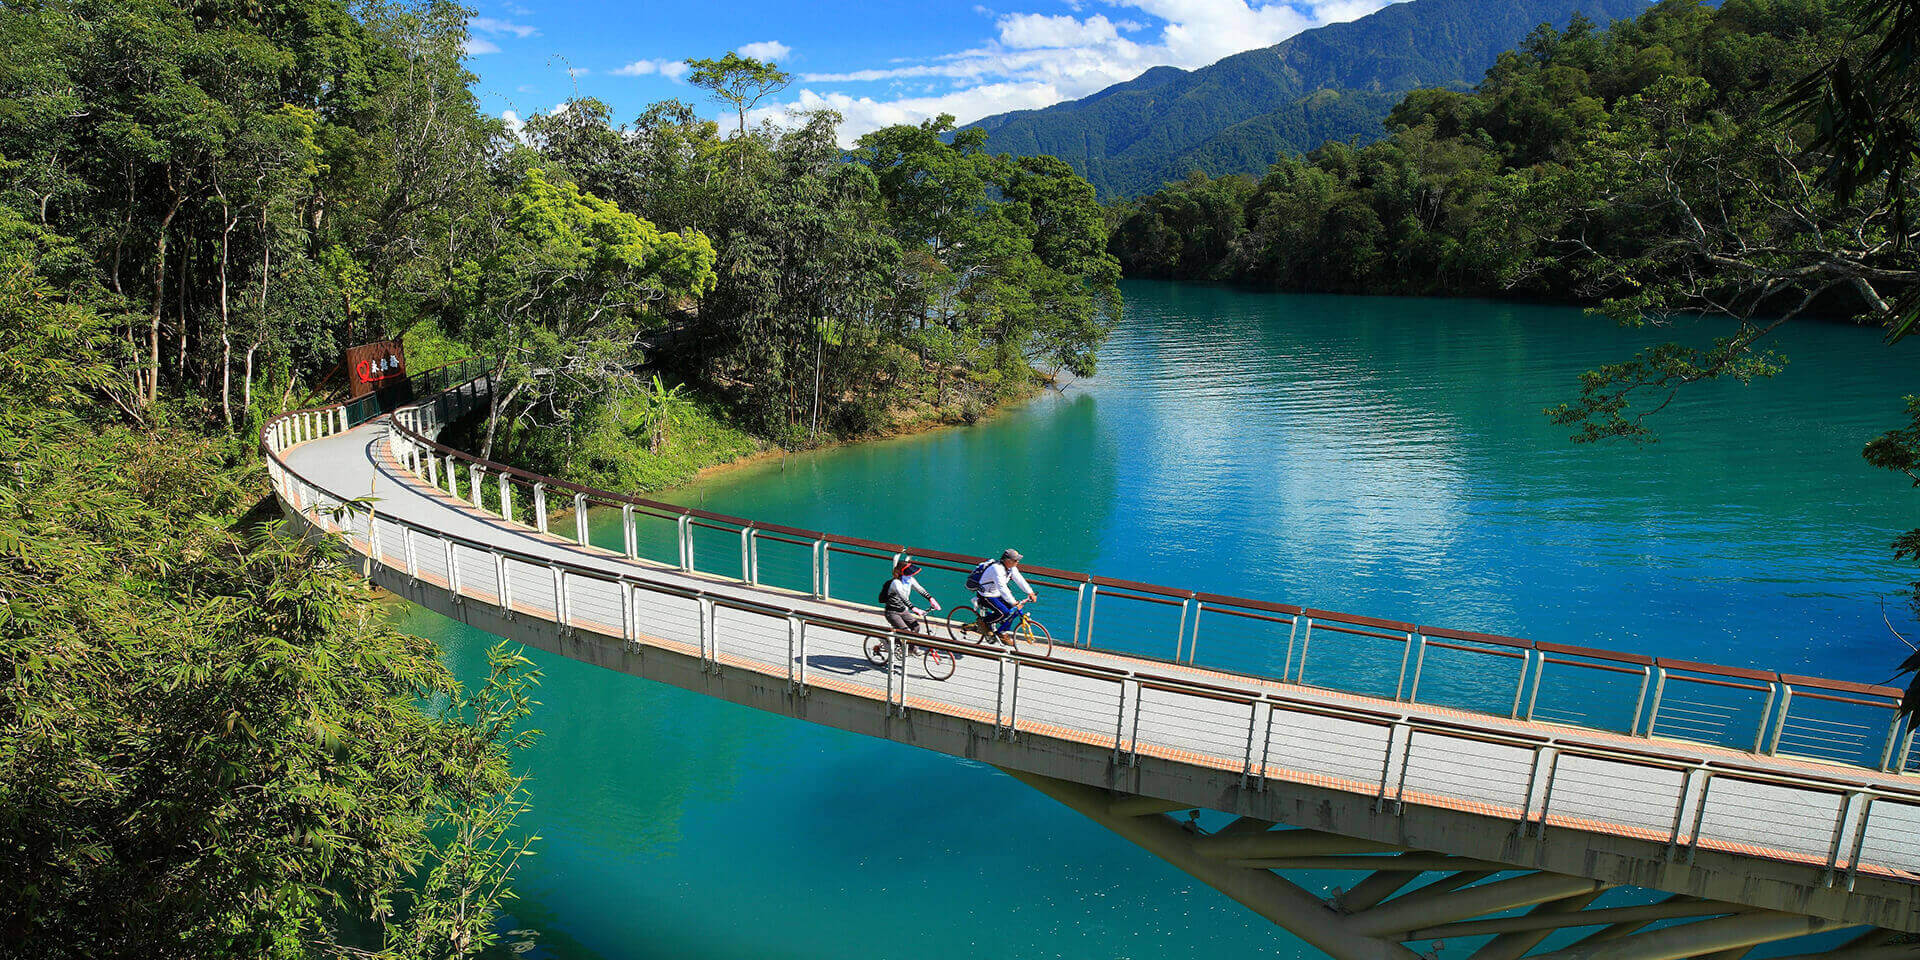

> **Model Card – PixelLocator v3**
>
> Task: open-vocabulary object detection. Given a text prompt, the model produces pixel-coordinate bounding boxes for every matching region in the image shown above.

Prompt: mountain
[966,0,1652,197]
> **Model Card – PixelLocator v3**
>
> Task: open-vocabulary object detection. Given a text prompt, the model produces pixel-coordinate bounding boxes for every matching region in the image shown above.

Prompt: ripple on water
[418,282,1917,960]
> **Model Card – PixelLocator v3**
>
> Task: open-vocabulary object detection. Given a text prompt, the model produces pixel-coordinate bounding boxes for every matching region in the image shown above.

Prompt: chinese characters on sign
[344,340,407,399]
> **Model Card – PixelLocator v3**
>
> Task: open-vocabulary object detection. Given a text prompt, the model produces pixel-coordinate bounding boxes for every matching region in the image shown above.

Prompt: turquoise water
[401,281,1918,958]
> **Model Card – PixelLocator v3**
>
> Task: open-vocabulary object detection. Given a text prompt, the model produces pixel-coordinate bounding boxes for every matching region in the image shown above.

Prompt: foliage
[0,0,498,423]
[685,52,792,137]
[1113,0,1920,696]
[969,0,1651,197]
[1109,0,1880,303]
[0,241,540,958]
[453,166,716,458]
[520,102,1119,449]
[571,386,762,492]
[634,374,690,453]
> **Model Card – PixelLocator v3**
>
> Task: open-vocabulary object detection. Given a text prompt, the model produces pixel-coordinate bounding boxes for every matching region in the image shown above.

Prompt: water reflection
[408,281,1916,959]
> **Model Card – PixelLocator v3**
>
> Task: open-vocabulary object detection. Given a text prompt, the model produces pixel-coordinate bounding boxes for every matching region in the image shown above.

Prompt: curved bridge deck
[264,372,1920,946]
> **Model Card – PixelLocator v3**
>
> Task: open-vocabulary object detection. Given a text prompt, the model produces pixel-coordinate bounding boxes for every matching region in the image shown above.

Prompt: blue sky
[467,0,1403,142]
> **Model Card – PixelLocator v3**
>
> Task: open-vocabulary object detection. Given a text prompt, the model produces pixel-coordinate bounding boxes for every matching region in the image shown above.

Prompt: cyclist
[970,548,1037,642]
[879,560,940,634]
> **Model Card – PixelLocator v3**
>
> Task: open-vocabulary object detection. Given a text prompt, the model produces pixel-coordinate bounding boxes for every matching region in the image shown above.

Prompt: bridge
[266,360,1920,960]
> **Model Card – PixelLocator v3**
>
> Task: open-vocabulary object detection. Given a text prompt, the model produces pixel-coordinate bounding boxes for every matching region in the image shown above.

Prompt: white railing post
[1643,667,1669,738]
[621,581,635,644]
[532,483,548,533]
[1174,598,1191,661]
[786,616,799,689]
[495,552,513,615]
[1394,630,1415,701]
[622,505,637,558]
[444,538,461,600]
[445,455,460,498]
[1083,585,1100,649]
[550,566,567,629]
[795,618,808,692]
[676,515,692,571]
[470,465,486,510]
[499,474,514,524]
[574,493,589,545]
[695,597,710,667]
[425,452,439,488]
[1072,582,1087,646]
[1765,685,1793,755]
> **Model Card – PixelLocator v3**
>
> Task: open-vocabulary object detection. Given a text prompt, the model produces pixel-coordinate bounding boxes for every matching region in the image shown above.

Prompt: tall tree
[685,52,792,137]
[456,167,717,458]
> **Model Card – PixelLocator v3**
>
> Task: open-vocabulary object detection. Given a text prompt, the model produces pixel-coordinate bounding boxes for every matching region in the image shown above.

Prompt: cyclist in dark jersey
[881,561,940,634]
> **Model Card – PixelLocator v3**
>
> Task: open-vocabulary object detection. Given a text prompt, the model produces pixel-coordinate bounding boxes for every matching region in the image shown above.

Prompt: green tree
[0,236,541,959]
[685,52,792,137]
[456,167,717,459]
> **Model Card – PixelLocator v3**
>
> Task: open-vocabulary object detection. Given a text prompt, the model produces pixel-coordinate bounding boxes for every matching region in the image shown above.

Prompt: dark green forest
[968,0,1651,197]
[1110,0,1920,435]
[0,0,1116,953]
[4,0,1920,951]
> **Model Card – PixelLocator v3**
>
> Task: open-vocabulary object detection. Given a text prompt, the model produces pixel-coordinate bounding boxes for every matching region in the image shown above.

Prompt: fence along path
[263,364,1920,890]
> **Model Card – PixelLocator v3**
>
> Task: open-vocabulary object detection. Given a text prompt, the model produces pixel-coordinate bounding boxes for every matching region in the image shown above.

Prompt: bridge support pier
[1002,770,1918,960]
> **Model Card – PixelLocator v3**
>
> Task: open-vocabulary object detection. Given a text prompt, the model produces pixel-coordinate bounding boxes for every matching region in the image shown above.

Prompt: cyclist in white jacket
[974,549,1037,640]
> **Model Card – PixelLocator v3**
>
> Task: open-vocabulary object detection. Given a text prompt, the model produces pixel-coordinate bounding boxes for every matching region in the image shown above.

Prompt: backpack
[965,560,993,593]
[876,579,896,606]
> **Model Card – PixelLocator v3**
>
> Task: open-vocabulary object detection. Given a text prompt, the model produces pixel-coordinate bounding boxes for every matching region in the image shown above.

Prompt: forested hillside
[1109,0,1920,445]
[1107,0,1881,301]
[0,0,1117,952]
[967,0,1651,197]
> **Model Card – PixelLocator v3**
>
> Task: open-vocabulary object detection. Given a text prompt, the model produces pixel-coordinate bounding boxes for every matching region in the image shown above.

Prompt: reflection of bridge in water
[268,360,1920,960]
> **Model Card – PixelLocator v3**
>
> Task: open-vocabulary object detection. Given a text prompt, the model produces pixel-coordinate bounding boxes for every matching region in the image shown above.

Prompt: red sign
[344,340,406,398]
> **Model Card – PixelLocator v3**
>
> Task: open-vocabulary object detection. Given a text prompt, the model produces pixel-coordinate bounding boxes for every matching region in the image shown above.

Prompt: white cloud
[996,13,1123,48]
[463,36,501,56]
[613,57,689,80]
[779,0,1401,142]
[749,82,1067,142]
[501,109,523,136]
[568,66,590,77]
[737,40,792,62]
[470,16,538,37]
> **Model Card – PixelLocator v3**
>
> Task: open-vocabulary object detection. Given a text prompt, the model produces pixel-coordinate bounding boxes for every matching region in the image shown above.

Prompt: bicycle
[944,598,1053,658]
[863,610,958,681]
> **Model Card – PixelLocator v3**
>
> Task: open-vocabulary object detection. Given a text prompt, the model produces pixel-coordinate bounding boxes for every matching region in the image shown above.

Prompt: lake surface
[401,280,1918,959]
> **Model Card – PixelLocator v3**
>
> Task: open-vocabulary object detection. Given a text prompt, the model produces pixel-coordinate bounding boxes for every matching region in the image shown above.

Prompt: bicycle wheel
[923,645,956,681]
[945,605,984,644]
[864,635,890,668]
[1019,617,1054,658]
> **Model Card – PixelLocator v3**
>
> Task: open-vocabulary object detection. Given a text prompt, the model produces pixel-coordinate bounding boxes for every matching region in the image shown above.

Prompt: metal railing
[353,370,1920,777]
[260,381,1920,889]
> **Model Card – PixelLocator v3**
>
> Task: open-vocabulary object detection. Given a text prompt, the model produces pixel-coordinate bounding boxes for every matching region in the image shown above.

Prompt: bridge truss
[262,362,1920,960]
[1016,772,1912,960]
